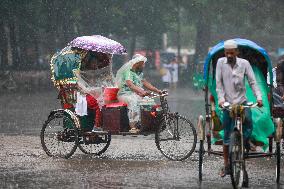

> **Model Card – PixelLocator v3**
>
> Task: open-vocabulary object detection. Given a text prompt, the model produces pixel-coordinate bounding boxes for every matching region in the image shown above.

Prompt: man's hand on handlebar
[138,89,167,97]
[157,90,163,95]
[139,90,151,97]
[219,100,262,109]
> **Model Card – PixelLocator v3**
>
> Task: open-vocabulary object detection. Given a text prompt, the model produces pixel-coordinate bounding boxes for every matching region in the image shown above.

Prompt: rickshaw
[197,38,282,188]
[40,35,197,161]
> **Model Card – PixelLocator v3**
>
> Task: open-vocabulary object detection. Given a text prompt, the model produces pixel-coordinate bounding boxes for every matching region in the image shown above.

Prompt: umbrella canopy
[68,35,127,55]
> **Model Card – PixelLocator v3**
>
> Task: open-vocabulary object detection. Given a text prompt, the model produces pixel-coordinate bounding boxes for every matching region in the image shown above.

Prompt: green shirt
[118,69,143,95]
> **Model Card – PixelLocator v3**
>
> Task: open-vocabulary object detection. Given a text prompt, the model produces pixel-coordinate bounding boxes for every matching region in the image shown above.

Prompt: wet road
[0,88,283,188]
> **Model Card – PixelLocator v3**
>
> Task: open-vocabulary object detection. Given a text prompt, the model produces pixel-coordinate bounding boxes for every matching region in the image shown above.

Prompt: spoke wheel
[199,140,205,181]
[229,131,246,189]
[155,114,197,161]
[40,110,78,159]
[276,142,281,183]
[78,132,111,156]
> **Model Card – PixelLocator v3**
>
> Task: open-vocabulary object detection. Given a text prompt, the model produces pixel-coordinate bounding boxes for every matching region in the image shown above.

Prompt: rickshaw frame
[41,43,197,161]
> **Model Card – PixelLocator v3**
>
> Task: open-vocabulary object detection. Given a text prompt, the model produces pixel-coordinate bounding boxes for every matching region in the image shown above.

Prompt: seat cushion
[105,102,128,108]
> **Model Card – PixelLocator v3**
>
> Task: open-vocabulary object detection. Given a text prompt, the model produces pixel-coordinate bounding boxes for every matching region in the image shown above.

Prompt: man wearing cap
[216,39,263,177]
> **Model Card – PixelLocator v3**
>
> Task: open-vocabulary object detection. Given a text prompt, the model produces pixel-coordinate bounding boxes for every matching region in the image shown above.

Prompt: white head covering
[224,39,237,49]
[115,54,147,88]
[130,54,147,66]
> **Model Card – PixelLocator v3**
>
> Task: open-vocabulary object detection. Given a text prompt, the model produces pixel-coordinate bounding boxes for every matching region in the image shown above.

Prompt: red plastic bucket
[104,87,119,101]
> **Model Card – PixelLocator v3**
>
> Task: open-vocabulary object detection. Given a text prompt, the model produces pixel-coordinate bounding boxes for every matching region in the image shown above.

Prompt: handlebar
[242,103,258,108]
[221,102,258,110]
[147,90,168,99]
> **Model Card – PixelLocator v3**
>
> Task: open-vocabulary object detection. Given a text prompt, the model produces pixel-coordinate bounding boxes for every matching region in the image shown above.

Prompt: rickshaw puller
[116,54,162,134]
[216,39,263,177]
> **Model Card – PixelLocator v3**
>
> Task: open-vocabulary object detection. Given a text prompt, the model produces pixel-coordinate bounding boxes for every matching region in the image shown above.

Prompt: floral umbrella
[50,35,127,86]
[68,35,127,55]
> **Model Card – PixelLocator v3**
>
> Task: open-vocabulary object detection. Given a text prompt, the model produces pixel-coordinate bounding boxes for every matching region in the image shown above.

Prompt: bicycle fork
[235,117,245,162]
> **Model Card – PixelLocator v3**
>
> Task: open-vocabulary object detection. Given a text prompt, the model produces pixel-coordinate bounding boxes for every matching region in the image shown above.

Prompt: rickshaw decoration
[50,47,82,86]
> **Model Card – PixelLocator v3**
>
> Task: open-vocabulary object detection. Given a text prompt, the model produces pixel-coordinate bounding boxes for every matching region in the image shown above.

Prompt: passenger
[215,39,263,177]
[116,54,162,133]
[74,49,113,132]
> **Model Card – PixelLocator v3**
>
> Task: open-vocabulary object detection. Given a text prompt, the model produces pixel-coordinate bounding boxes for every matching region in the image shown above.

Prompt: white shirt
[162,63,178,83]
[216,57,262,104]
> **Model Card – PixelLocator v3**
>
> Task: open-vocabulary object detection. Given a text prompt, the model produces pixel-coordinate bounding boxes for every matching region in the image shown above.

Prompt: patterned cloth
[86,94,102,127]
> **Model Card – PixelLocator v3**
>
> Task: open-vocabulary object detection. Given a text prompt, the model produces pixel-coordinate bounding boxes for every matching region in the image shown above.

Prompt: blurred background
[0,0,284,134]
[0,0,284,92]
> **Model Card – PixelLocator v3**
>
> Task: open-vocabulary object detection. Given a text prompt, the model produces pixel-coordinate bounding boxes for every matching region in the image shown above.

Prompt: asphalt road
[0,88,283,188]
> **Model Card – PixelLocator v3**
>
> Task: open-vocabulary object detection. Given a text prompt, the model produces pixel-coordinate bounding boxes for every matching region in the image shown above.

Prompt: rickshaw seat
[105,102,127,108]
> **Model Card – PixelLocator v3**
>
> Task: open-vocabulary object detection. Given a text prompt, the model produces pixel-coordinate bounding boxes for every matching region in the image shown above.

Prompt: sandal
[129,128,140,134]
[249,141,256,151]
[220,166,231,177]
[245,140,257,152]
[92,126,104,133]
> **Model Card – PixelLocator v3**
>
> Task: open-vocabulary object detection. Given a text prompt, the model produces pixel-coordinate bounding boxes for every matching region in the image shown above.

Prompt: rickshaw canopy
[203,38,273,85]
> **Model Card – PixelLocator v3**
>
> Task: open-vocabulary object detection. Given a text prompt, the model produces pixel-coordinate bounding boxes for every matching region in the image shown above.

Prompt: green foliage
[0,0,284,70]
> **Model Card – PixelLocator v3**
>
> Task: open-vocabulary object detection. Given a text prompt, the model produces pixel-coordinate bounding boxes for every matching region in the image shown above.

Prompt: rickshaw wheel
[155,114,197,161]
[242,167,249,188]
[198,139,205,181]
[40,110,78,159]
[276,141,281,183]
[229,130,246,189]
[78,132,111,156]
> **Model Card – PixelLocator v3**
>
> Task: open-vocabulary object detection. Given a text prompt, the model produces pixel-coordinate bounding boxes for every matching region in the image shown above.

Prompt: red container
[104,87,119,105]
[104,87,119,101]
[102,103,129,134]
